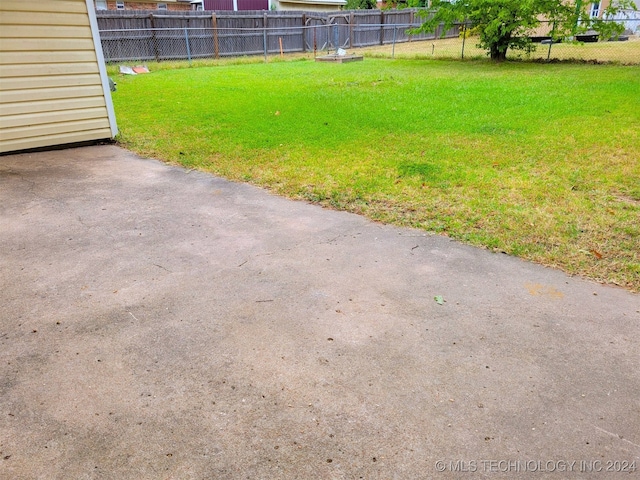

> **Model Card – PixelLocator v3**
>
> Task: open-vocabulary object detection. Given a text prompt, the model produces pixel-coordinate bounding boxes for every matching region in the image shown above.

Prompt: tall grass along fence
[97,9,458,62]
[97,11,640,64]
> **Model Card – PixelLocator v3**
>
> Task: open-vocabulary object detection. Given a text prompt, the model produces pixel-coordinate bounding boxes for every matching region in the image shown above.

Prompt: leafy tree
[345,0,376,9]
[388,0,429,8]
[415,0,637,61]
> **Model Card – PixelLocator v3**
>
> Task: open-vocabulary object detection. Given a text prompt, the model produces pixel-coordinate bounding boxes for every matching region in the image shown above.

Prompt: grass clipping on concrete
[112,58,640,291]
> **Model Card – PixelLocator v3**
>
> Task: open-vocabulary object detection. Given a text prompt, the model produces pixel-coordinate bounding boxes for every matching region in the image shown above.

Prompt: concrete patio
[1,145,638,479]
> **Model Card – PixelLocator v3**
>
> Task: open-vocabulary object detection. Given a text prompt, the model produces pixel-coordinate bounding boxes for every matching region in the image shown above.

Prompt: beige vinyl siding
[2,0,90,13]
[0,62,101,78]
[0,97,108,117]
[0,73,102,90]
[0,0,117,154]
[0,107,109,129]
[0,25,94,39]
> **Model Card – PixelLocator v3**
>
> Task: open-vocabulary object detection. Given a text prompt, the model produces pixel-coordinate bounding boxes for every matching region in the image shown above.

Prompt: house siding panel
[1,85,106,104]
[0,12,90,26]
[0,51,99,65]
[3,129,114,153]
[0,74,102,91]
[0,97,108,117]
[237,0,269,9]
[0,25,94,39]
[0,0,117,153]
[0,63,103,78]
[1,0,89,13]
[0,107,109,129]
[204,0,234,10]
[2,118,111,141]
[1,38,97,52]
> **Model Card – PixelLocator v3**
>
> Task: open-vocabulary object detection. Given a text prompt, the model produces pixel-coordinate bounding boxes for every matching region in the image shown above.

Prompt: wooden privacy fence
[96,9,459,62]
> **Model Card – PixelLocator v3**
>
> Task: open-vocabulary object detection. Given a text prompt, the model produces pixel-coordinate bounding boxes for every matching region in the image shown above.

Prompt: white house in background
[0,0,117,154]
[608,1,640,32]
[271,0,347,11]
[589,1,640,31]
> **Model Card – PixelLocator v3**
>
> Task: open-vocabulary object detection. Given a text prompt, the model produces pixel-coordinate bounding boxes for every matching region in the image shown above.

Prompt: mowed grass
[112,58,640,291]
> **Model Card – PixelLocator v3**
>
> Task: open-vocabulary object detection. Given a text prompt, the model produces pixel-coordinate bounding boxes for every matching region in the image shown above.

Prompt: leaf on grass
[434,295,444,305]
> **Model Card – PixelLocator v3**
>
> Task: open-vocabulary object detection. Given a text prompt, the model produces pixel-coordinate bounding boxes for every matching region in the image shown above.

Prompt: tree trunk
[490,48,508,61]
[489,40,509,61]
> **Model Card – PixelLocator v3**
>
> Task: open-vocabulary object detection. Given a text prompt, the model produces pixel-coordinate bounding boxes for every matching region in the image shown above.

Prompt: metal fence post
[262,12,269,63]
[547,21,555,62]
[302,14,307,53]
[461,23,466,59]
[263,25,268,62]
[150,13,160,62]
[349,11,354,48]
[409,10,414,43]
[327,23,330,52]
[392,25,396,58]
[184,27,191,65]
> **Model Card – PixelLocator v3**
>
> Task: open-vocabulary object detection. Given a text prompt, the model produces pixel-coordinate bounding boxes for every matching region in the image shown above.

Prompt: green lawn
[111,58,640,291]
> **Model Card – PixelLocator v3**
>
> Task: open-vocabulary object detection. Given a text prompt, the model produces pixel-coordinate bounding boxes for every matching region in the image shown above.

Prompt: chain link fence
[99,19,640,65]
[99,23,448,62]
[372,19,640,64]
